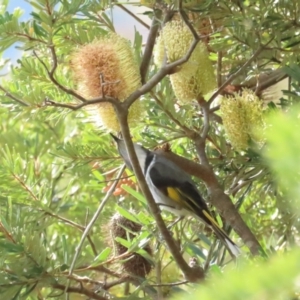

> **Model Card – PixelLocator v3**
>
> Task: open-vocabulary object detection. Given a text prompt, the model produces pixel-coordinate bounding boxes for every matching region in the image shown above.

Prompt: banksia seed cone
[154,20,216,103]
[71,34,143,131]
[109,212,152,278]
[220,89,265,150]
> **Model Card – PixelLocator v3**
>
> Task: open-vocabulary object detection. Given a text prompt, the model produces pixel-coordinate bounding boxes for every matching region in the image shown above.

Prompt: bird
[111,134,240,257]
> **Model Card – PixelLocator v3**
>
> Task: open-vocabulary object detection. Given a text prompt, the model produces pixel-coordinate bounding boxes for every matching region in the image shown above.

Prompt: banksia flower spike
[108,212,153,278]
[154,20,216,103]
[71,33,143,132]
[220,89,265,150]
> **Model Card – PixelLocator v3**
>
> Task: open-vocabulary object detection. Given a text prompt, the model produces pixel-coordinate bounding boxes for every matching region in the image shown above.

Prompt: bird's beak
[111,134,133,170]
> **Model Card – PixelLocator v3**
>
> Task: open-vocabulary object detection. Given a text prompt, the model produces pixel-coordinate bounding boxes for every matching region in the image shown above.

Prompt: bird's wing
[149,158,212,222]
[149,157,241,257]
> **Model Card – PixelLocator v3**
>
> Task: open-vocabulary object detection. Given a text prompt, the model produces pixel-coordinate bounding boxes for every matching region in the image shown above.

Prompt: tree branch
[44,96,118,110]
[0,85,29,106]
[140,9,162,84]
[125,23,200,108]
[151,92,196,137]
[116,4,150,30]
[115,104,204,282]
[33,50,87,103]
[207,41,273,105]
[52,283,107,300]
[44,211,98,256]
[156,146,263,255]
[66,166,126,294]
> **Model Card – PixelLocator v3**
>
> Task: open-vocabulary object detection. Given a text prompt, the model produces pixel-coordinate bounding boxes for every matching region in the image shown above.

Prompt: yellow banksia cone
[71,33,142,131]
[154,20,216,103]
[109,212,153,278]
[220,89,265,151]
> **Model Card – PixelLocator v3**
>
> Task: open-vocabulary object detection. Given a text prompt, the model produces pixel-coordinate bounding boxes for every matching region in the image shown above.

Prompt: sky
[3,0,150,71]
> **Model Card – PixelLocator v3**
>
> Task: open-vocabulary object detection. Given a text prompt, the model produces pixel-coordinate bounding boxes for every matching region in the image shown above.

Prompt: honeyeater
[112,135,240,257]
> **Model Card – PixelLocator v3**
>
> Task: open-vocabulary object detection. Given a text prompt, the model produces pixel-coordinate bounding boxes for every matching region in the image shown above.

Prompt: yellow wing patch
[166,187,182,203]
[166,187,194,211]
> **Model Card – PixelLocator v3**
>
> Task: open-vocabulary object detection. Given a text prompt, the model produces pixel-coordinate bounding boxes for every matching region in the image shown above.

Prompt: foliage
[0,0,300,299]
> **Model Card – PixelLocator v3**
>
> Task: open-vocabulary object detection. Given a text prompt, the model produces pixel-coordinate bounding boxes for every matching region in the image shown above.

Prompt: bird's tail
[202,210,241,257]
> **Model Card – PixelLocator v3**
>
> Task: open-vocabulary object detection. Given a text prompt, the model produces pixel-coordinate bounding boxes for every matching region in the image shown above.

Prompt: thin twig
[150,280,189,287]
[140,9,162,84]
[14,32,47,44]
[156,260,163,299]
[33,50,87,103]
[197,96,210,140]
[207,40,274,105]
[44,211,98,256]
[12,174,39,201]
[0,85,29,106]
[102,276,132,290]
[66,165,126,298]
[125,16,201,108]
[53,283,107,300]
[178,3,199,40]
[44,96,118,110]
[151,92,195,137]
[116,4,150,30]
[217,52,223,87]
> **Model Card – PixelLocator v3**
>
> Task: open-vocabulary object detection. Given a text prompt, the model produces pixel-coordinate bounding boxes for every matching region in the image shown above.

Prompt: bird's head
[111,134,150,172]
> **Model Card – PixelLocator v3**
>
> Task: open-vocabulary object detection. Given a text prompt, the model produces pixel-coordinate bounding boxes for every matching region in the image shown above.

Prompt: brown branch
[207,40,274,105]
[14,32,47,44]
[66,274,103,286]
[156,148,263,256]
[151,92,196,137]
[197,96,210,141]
[178,3,199,40]
[125,25,201,108]
[33,50,86,103]
[250,70,288,95]
[44,211,98,256]
[140,9,162,84]
[86,266,122,278]
[217,52,223,87]
[12,174,39,201]
[0,222,16,243]
[44,96,118,110]
[0,85,29,106]
[191,103,263,256]
[102,276,131,290]
[150,280,189,287]
[115,105,204,282]
[116,4,150,30]
[52,283,107,300]
[155,150,209,180]
[67,166,126,286]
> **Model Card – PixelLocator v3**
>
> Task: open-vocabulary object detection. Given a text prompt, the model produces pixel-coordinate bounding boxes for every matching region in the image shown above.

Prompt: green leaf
[115,237,130,249]
[0,241,24,253]
[121,185,147,205]
[91,247,111,265]
[185,242,206,260]
[116,206,141,224]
